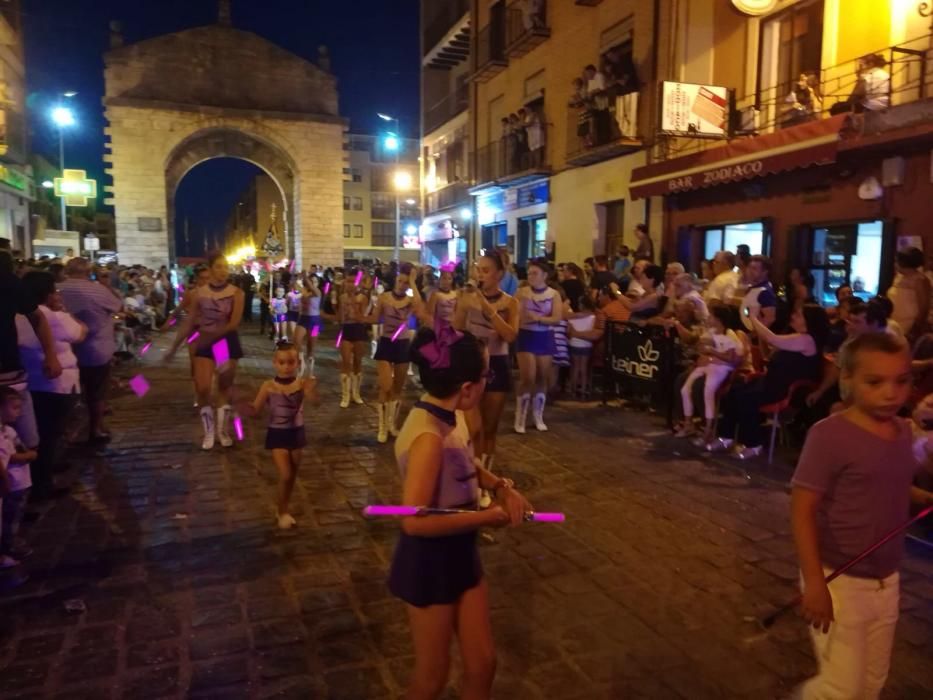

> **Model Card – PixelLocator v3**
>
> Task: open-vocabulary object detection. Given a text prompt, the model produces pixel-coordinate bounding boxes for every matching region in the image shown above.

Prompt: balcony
[424,83,469,135]
[425,182,471,215]
[423,0,470,70]
[473,139,550,191]
[565,101,642,167]
[505,0,549,59]
[423,0,469,55]
[472,23,507,83]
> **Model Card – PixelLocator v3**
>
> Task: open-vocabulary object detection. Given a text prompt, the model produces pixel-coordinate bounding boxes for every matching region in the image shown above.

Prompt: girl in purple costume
[166,253,245,451]
[247,342,318,529]
[426,267,458,329]
[514,259,563,433]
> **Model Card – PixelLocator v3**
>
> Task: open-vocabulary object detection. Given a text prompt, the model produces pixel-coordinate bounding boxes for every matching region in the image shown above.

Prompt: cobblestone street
[0,325,931,700]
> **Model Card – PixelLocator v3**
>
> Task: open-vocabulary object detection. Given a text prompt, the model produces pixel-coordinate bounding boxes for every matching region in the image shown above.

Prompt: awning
[629,113,849,199]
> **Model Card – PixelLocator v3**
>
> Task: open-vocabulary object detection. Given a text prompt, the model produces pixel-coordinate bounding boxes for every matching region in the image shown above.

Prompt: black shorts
[286,310,300,323]
[486,354,512,393]
[265,426,307,450]
[194,331,245,361]
[298,315,322,332]
[341,323,369,343]
[79,364,112,404]
[388,530,482,607]
[374,337,411,364]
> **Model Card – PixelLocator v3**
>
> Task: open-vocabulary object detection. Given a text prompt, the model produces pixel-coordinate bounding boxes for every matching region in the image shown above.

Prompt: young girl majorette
[294,275,322,377]
[163,264,209,407]
[366,263,425,444]
[388,325,532,699]
[247,342,318,529]
[323,270,369,408]
[165,253,245,450]
[286,281,302,340]
[514,259,563,433]
[568,293,597,399]
[426,266,458,329]
[453,251,519,470]
[270,287,288,343]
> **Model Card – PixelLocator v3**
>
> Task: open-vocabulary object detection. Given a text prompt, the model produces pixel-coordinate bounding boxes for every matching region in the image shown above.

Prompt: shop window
[810,220,883,306]
[532,218,548,259]
[703,221,765,261]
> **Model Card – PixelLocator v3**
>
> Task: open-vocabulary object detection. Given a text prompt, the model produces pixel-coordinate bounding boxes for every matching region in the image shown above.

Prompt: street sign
[84,234,100,251]
[53,169,98,206]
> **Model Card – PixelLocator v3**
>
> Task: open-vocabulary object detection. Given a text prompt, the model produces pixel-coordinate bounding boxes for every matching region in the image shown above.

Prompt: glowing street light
[41,180,54,189]
[460,207,472,220]
[405,198,417,206]
[50,98,77,229]
[378,111,403,262]
[393,170,413,191]
[383,134,399,151]
[405,224,418,236]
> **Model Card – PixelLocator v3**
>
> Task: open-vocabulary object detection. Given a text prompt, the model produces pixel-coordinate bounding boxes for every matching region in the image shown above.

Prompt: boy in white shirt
[0,387,36,567]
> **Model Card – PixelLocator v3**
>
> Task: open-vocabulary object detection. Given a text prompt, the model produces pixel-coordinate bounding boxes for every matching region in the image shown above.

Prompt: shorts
[486,354,512,393]
[298,315,322,332]
[194,331,245,361]
[516,328,555,356]
[265,426,307,450]
[374,337,412,364]
[388,530,482,607]
[79,364,112,406]
[286,310,300,323]
[274,314,288,324]
[341,323,369,343]
[570,345,592,357]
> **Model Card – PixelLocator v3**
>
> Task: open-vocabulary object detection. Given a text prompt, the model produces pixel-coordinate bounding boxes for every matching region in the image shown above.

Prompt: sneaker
[705,437,734,453]
[734,445,764,460]
[0,555,21,569]
[277,513,297,530]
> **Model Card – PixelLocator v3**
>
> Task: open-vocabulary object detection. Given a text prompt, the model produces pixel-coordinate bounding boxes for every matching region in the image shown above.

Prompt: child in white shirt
[677,305,742,440]
[0,387,36,567]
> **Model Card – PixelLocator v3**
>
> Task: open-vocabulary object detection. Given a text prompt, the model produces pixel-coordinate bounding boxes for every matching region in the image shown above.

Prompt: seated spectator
[783,72,822,127]
[740,255,778,329]
[709,304,830,459]
[610,264,664,320]
[887,246,931,343]
[663,272,709,321]
[627,259,649,298]
[589,255,618,296]
[830,53,890,115]
[560,263,586,312]
[613,245,631,281]
[704,251,738,304]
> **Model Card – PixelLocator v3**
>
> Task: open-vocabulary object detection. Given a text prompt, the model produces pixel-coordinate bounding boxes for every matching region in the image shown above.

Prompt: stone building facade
[103,12,345,268]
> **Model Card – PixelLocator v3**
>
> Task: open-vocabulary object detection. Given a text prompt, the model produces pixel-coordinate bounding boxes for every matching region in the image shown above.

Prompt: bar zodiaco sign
[667,159,764,193]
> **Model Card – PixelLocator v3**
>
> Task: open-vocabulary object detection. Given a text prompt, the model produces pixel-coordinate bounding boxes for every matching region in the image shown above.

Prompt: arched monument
[103,3,345,268]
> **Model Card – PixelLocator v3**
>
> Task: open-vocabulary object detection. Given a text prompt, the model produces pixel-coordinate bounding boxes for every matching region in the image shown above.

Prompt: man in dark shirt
[589,254,618,294]
[743,255,777,328]
[0,251,62,451]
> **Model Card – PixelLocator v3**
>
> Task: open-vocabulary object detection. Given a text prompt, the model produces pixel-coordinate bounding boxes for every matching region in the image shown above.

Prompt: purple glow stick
[168,317,177,327]
[211,337,230,366]
[391,324,405,342]
[362,505,565,522]
[128,374,150,398]
[529,512,566,523]
[289,259,296,273]
[186,330,200,345]
[354,270,363,286]
[140,342,152,355]
[323,282,331,295]
[364,505,418,517]
[335,329,343,347]
[233,415,244,441]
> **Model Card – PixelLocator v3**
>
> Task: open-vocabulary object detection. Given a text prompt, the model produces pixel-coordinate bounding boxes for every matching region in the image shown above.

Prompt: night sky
[23,0,419,256]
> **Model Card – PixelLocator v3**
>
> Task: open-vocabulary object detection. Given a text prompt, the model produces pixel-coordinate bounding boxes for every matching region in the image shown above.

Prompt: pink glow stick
[128,374,150,398]
[311,325,320,338]
[289,259,296,273]
[391,324,405,342]
[364,506,418,517]
[354,270,363,286]
[140,342,152,355]
[186,330,200,345]
[168,317,177,327]
[323,282,331,295]
[233,415,244,441]
[362,505,565,522]
[211,337,230,365]
[335,329,343,347]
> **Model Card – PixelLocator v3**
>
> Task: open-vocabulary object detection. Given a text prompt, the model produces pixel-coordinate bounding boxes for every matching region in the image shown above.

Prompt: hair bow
[419,322,463,369]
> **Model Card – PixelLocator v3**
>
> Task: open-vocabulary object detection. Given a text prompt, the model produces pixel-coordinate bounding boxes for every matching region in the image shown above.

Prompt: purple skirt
[516,328,555,356]
[265,426,306,450]
[194,331,244,360]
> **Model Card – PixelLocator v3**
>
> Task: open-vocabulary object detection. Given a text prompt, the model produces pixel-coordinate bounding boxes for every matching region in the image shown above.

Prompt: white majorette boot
[532,393,548,432]
[298,354,307,378]
[351,373,364,404]
[339,374,351,408]
[387,400,401,437]
[478,454,494,508]
[216,404,234,447]
[377,403,389,443]
[200,406,215,450]
[307,356,315,378]
[514,394,530,434]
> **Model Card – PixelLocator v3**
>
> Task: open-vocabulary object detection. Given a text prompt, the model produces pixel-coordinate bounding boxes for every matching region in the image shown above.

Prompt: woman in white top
[15,271,86,501]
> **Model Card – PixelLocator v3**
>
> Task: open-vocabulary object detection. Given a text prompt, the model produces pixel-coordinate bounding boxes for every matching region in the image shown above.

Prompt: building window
[343,224,351,238]
[809,220,883,306]
[703,221,766,261]
[758,0,824,115]
[353,224,364,239]
[371,192,394,219]
[351,168,363,183]
[372,222,396,247]
[343,196,350,211]
[352,197,363,211]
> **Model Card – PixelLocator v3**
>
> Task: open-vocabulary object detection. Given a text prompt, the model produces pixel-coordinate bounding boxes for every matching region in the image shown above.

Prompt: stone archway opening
[165,128,296,260]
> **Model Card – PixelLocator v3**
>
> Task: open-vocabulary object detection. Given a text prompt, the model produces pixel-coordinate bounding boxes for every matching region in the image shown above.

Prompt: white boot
[371,339,378,359]
[339,374,350,409]
[387,399,401,436]
[532,393,548,432]
[377,403,389,443]
[216,404,233,447]
[478,455,494,508]
[351,373,364,404]
[200,406,215,450]
[298,354,307,377]
[514,394,530,434]
[307,356,315,377]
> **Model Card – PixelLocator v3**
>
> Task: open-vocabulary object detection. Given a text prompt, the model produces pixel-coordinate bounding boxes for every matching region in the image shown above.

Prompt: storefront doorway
[516,215,547,265]
[481,222,507,253]
[805,219,886,306]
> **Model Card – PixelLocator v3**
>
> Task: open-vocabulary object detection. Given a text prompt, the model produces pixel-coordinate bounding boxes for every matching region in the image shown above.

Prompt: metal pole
[393,117,401,263]
[58,126,67,231]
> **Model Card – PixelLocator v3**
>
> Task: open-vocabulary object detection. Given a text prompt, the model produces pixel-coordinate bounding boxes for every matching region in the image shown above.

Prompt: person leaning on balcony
[830,53,890,115]
[605,47,640,138]
[523,105,544,168]
[784,72,822,126]
[584,64,610,145]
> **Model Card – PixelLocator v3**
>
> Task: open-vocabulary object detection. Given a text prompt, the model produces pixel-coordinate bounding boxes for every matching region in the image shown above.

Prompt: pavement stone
[0,323,930,699]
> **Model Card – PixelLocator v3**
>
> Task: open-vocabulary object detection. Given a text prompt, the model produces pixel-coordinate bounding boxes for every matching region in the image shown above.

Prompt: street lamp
[378,112,402,261]
[50,94,77,231]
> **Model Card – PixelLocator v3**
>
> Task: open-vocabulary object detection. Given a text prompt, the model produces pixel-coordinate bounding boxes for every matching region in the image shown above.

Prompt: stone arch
[164,128,296,258]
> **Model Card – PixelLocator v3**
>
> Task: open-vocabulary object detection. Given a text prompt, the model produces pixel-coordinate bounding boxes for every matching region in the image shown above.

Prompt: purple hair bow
[419,322,463,369]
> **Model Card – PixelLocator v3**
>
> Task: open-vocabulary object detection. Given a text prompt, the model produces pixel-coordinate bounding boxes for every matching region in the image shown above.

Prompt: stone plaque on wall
[138,217,163,231]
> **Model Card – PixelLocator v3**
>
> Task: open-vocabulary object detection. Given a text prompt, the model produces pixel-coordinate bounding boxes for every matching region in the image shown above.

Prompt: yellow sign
[53,169,98,207]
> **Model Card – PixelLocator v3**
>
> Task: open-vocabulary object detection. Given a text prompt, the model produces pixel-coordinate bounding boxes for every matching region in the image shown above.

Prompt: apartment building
[421,0,472,266]
[343,134,421,264]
